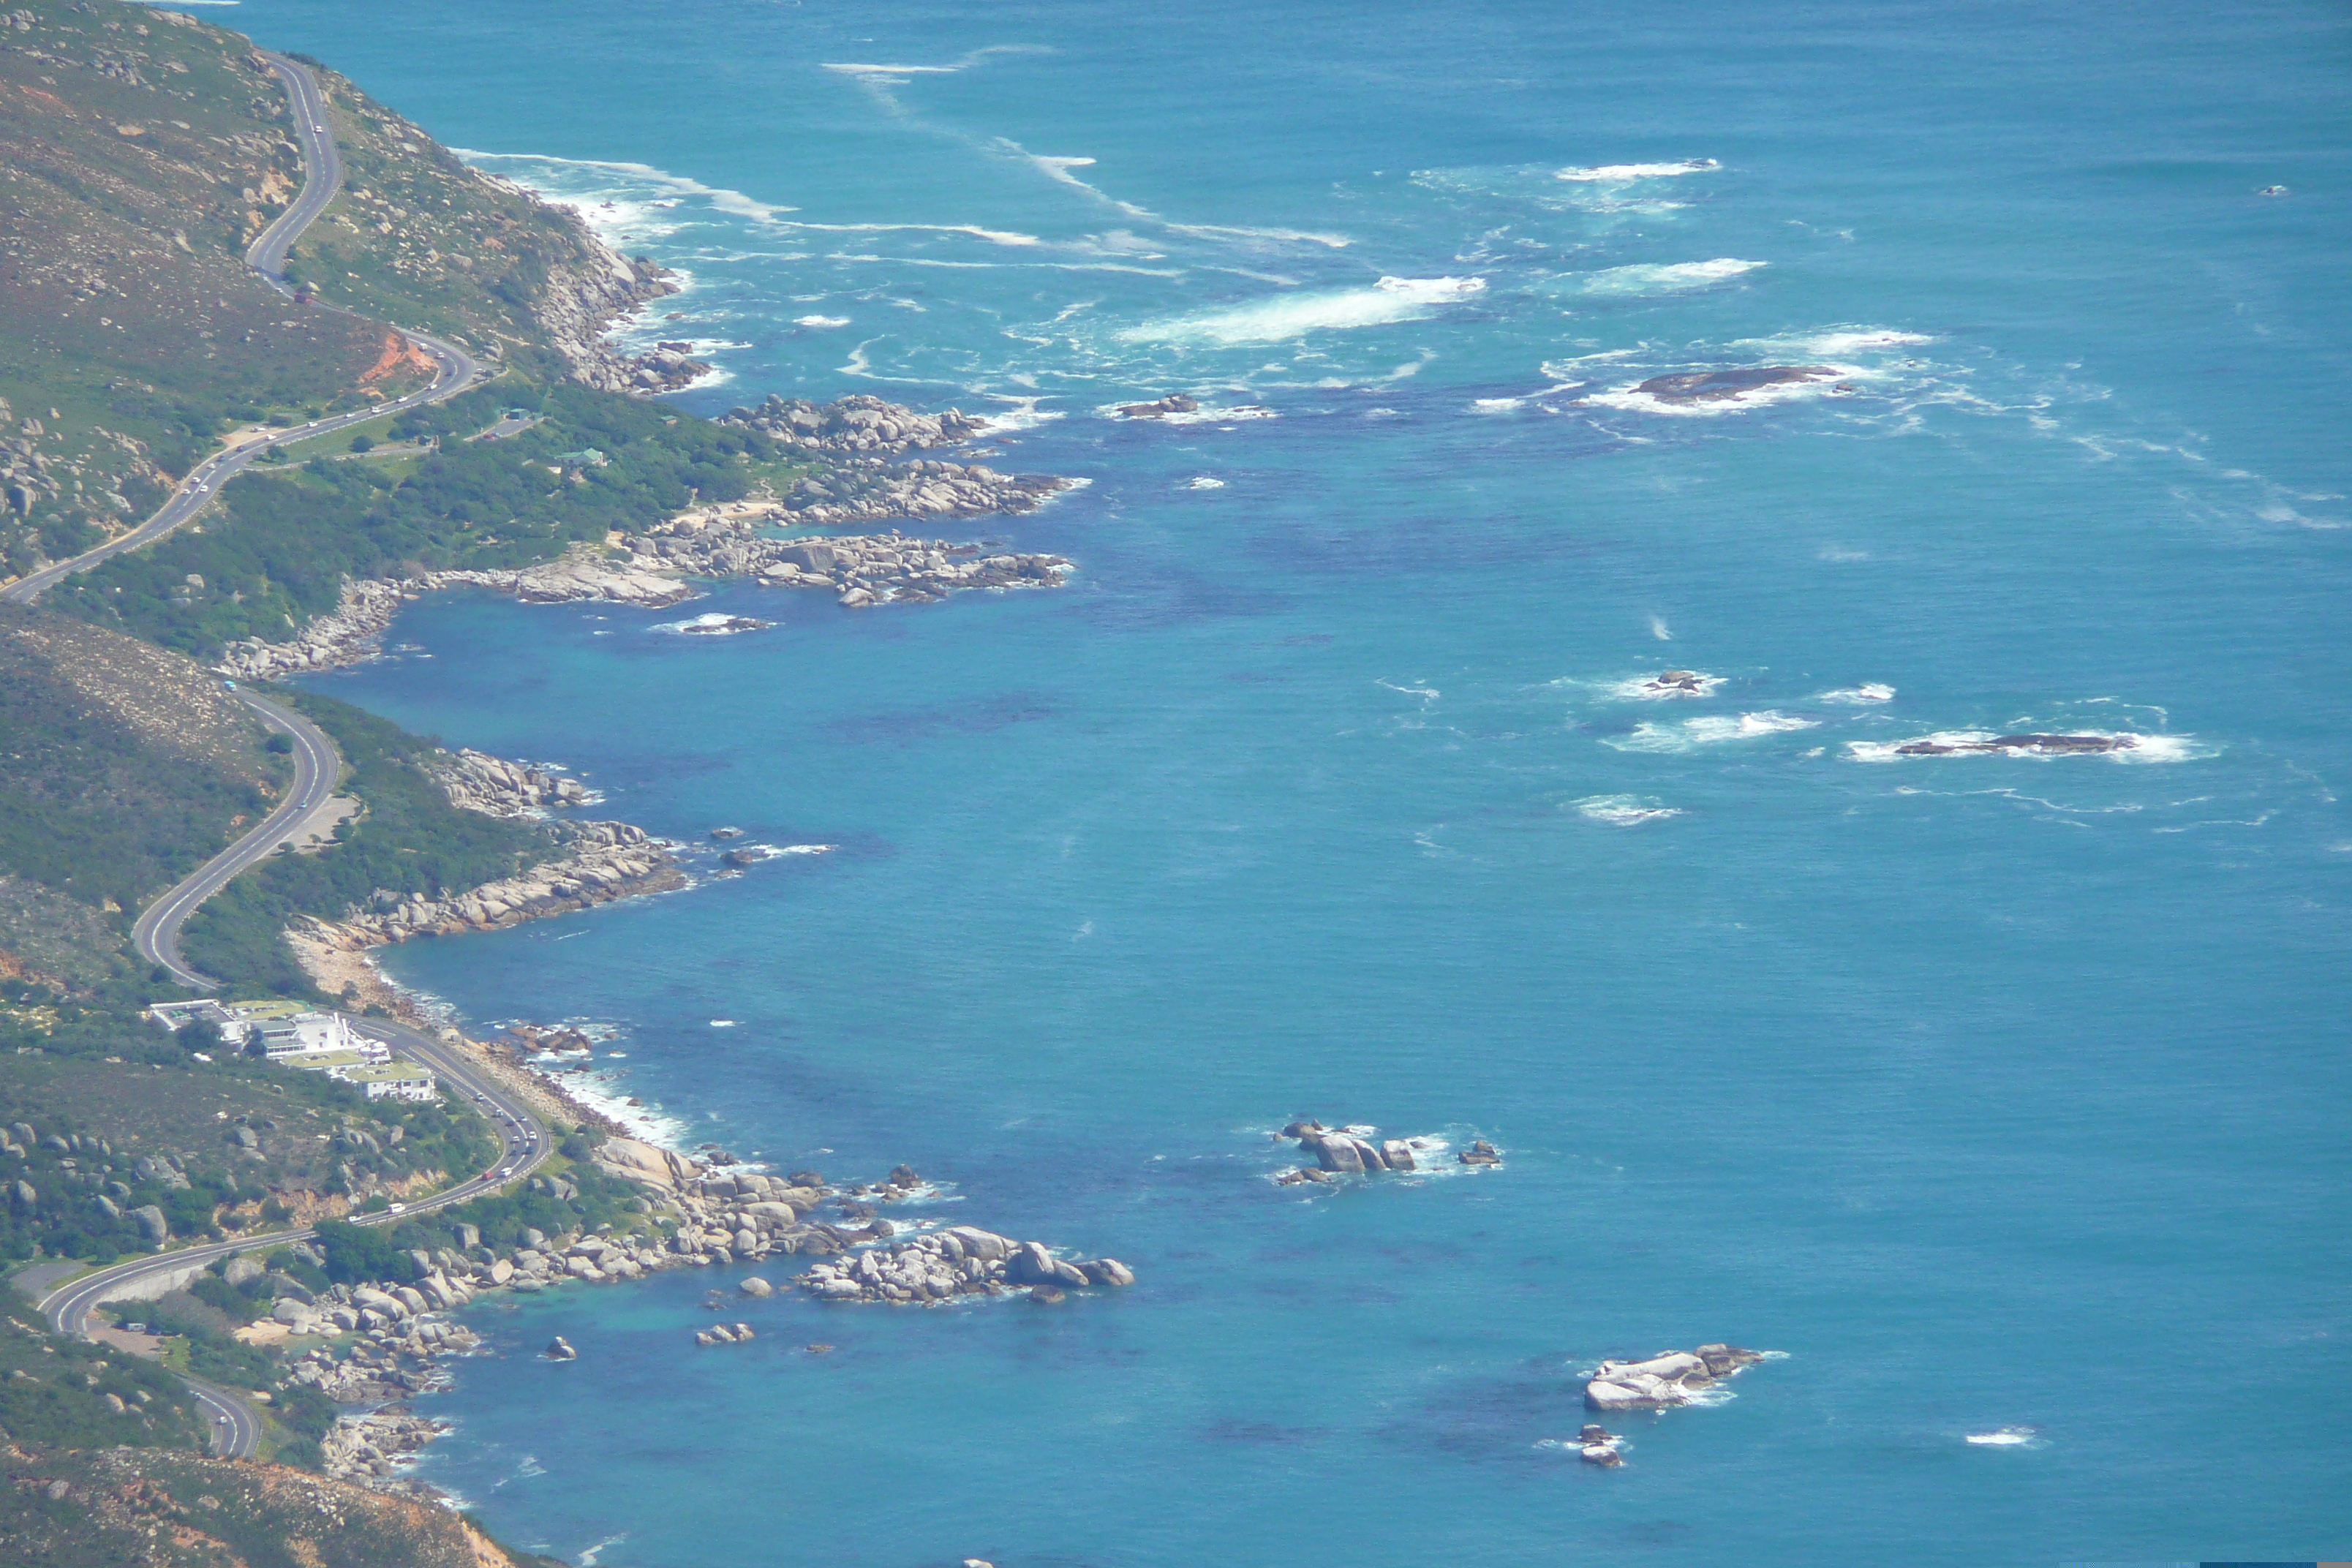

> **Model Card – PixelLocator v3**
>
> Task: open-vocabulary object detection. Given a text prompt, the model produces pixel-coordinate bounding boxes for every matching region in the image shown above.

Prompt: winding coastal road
[0,56,483,609]
[132,690,340,989]
[23,54,542,1460]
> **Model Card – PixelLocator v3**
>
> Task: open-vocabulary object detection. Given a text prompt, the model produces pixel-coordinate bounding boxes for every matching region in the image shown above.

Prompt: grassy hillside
[0,603,285,982]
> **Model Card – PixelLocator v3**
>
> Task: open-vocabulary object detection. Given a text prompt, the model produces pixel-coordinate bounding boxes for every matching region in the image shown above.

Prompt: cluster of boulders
[1583,1344,1766,1411]
[1571,1423,1625,1466]
[298,822,680,953]
[319,1406,449,1489]
[527,232,710,396]
[774,456,1074,529]
[431,748,592,816]
[694,1322,755,1346]
[623,508,1072,608]
[1638,670,1711,698]
[721,393,988,456]
[796,1226,1134,1305]
[1273,1120,1499,1186]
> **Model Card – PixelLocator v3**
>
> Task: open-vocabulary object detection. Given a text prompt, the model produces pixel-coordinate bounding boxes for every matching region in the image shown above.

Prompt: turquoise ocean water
[212,0,2349,1560]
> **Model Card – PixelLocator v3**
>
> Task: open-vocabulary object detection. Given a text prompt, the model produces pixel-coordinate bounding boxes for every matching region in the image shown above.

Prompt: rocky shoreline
[265,1142,1134,1493]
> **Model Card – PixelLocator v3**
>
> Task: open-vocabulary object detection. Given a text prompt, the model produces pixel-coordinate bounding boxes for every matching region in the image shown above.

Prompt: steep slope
[0,602,284,981]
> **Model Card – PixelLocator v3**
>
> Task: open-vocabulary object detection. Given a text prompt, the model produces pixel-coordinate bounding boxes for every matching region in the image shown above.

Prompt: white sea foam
[1469,396,1524,415]
[1573,794,1683,826]
[1578,258,1765,297]
[1120,276,1484,346]
[782,220,1041,246]
[1186,476,1227,489]
[709,1019,738,1028]
[972,396,1065,434]
[794,314,851,328]
[777,843,838,855]
[458,150,794,225]
[1818,683,1896,704]
[1965,1428,2043,1447]
[1556,159,1720,182]
[1605,712,1818,753]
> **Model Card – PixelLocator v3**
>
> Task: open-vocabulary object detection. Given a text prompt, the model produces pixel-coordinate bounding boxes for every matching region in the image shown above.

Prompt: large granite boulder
[1584,1344,1766,1410]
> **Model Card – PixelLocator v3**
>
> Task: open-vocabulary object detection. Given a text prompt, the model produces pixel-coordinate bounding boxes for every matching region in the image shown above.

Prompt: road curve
[247,54,344,280]
[134,690,340,989]
[0,56,483,609]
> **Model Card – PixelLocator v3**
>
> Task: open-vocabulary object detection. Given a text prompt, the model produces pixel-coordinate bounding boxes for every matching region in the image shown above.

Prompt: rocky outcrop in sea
[1271,1120,1492,1184]
[1583,1344,1768,1411]
[716,393,1076,525]
[797,1226,1135,1305]
[627,508,1074,607]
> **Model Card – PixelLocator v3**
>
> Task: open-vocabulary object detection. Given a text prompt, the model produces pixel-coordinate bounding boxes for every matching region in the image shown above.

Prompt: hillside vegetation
[0,603,284,980]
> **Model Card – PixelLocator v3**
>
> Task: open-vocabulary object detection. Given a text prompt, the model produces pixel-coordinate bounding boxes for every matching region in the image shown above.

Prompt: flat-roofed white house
[328,1060,438,1101]
[257,1011,359,1061]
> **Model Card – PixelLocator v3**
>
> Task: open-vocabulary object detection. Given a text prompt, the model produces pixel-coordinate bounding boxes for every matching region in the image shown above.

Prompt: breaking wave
[1120,276,1484,345]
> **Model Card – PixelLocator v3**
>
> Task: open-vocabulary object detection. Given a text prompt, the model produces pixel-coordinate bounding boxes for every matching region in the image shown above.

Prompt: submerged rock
[1632,366,1836,404]
[1116,393,1200,419]
[1893,733,2136,756]
[544,1335,576,1362]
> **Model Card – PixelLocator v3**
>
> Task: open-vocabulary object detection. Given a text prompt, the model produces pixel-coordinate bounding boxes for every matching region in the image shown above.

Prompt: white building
[329,1060,439,1102]
[257,1011,359,1061]
[147,999,254,1047]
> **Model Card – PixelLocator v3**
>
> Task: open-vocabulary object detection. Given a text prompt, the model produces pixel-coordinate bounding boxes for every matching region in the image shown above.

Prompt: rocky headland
[216,514,1071,684]
[1583,1344,1768,1411]
[500,188,712,396]
[296,819,679,955]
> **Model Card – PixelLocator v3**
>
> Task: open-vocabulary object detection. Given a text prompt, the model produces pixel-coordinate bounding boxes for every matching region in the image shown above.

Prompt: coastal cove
[94,0,2352,1563]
